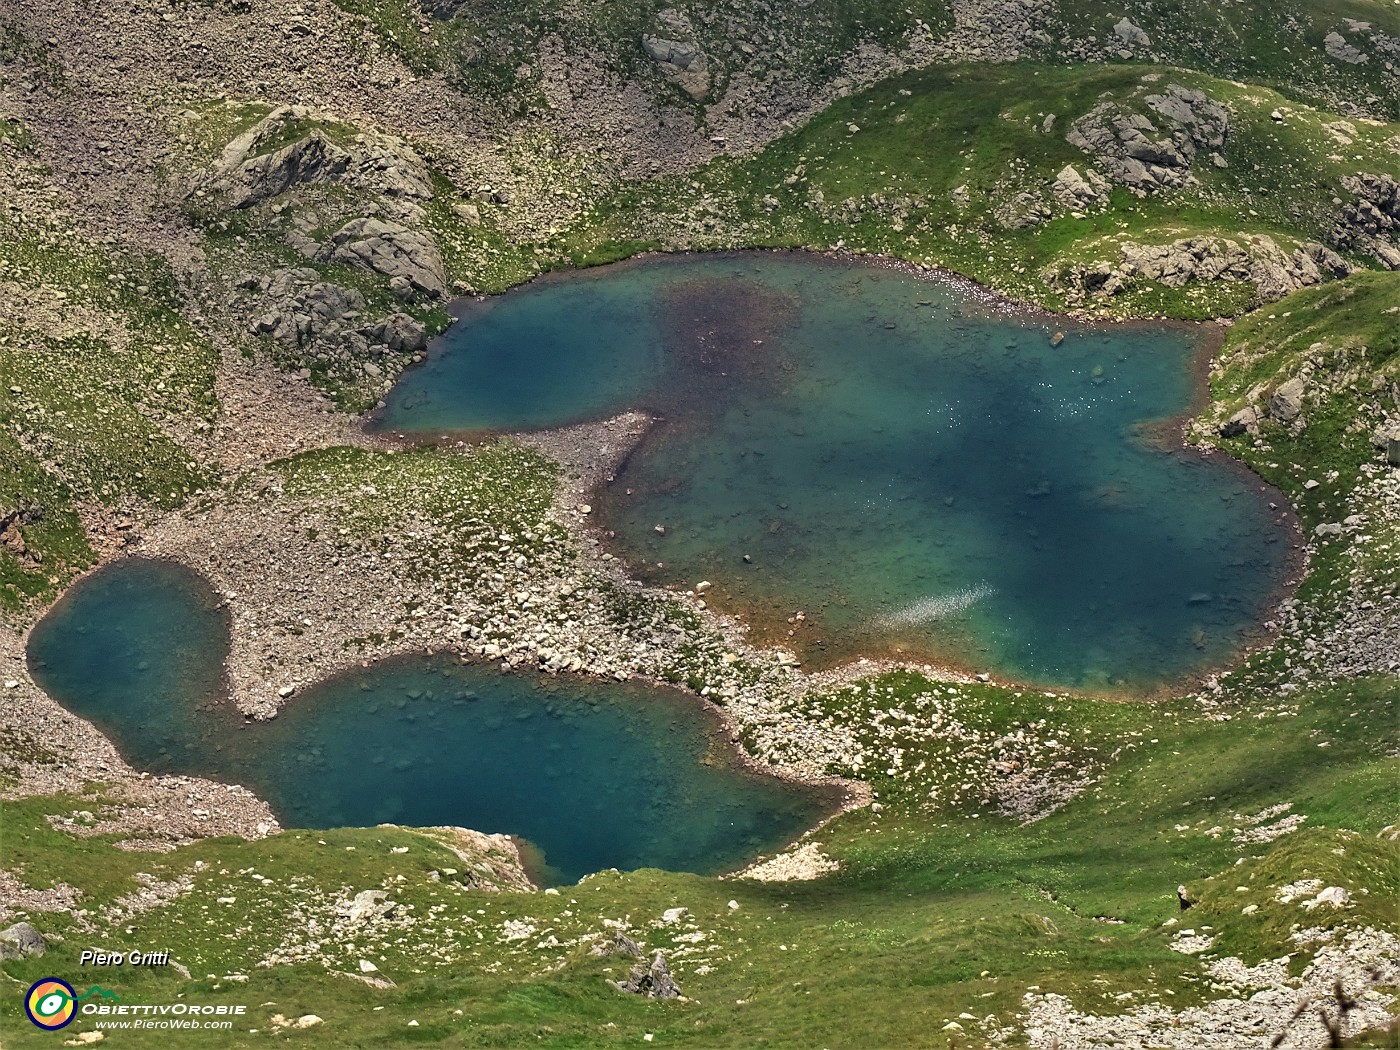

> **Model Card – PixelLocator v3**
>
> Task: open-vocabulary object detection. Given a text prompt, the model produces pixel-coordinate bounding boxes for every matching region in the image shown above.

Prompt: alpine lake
[379,252,1292,692]
[30,252,1294,883]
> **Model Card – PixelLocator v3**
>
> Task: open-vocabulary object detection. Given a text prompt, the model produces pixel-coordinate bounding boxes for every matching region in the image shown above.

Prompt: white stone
[1304,886,1351,910]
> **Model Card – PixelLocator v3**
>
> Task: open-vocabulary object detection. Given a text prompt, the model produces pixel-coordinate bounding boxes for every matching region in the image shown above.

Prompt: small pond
[27,558,839,884]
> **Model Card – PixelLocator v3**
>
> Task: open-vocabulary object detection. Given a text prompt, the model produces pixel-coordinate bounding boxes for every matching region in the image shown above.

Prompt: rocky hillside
[0,0,1397,1047]
[567,62,1400,320]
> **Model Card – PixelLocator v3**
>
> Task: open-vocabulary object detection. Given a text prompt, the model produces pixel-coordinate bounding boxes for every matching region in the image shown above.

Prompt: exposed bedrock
[315,218,448,300]
[1066,84,1229,193]
[240,267,428,382]
[1045,236,1351,303]
[1335,173,1400,270]
[202,104,434,209]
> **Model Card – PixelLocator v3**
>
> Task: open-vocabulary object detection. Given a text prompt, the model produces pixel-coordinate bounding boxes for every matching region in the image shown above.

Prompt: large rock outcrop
[315,218,448,299]
[0,922,46,961]
[241,267,428,382]
[608,950,682,999]
[641,9,711,101]
[1334,173,1400,270]
[1046,236,1351,303]
[205,105,434,209]
[1066,85,1229,193]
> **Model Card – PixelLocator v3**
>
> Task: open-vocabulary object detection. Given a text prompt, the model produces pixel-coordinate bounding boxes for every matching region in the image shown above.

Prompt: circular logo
[25,978,77,1030]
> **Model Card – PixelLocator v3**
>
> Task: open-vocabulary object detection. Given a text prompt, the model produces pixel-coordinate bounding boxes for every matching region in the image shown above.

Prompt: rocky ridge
[201,103,435,210]
[1046,236,1352,305]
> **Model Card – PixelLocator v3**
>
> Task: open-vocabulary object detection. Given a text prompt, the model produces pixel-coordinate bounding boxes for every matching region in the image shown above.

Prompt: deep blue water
[27,559,837,884]
[377,253,1292,691]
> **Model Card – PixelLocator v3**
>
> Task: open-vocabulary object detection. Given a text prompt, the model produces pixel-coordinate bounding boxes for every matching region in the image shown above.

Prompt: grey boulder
[1219,406,1258,438]
[1067,85,1229,192]
[608,950,682,999]
[318,218,447,299]
[1324,30,1369,64]
[642,9,711,100]
[1268,377,1307,423]
[0,922,46,960]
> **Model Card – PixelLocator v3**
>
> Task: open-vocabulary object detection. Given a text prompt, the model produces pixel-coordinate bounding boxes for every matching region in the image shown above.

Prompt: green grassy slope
[4,279,1395,1048]
[1045,0,1400,118]
[0,131,219,609]
[559,63,1400,319]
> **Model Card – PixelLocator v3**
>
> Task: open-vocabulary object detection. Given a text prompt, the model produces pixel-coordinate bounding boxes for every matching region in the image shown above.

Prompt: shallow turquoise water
[378,253,1292,691]
[28,559,837,884]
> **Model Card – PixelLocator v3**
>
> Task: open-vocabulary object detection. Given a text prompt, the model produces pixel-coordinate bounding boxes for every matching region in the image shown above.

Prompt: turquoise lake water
[378,253,1292,691]
[27,559,837,884]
